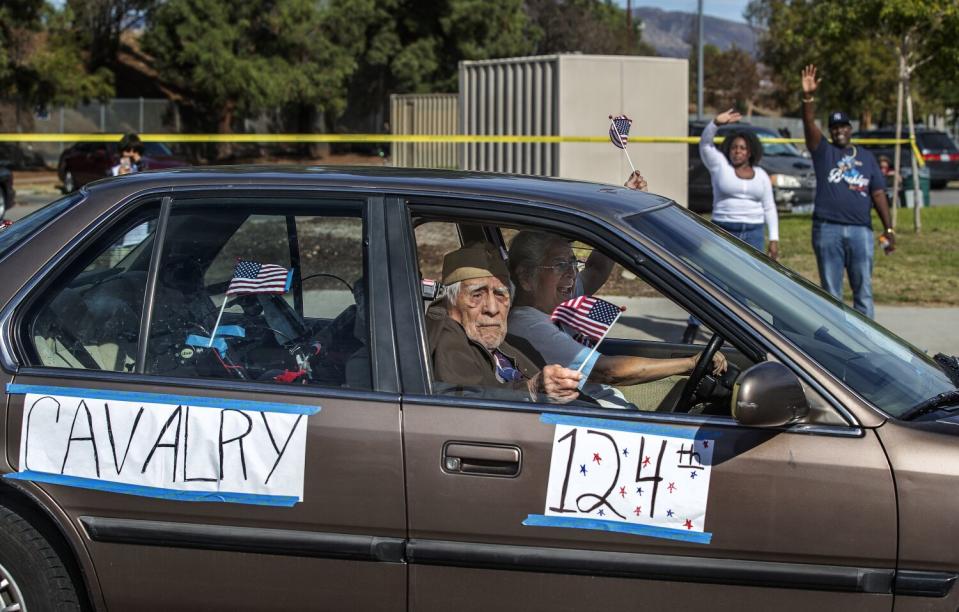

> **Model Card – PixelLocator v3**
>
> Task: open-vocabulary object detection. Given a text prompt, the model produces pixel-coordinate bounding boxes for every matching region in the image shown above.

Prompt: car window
[143,142,174,156]
[414,221,462,283]
[630,205,954,417]
[146,198,370,389]
[0,193,82,262]
[414,216,727,413]
[918,133,957,151]
[26,204,160,371]
[753,128,802,157]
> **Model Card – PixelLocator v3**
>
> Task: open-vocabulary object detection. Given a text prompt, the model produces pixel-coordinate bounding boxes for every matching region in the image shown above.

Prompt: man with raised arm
[801,64,895,319]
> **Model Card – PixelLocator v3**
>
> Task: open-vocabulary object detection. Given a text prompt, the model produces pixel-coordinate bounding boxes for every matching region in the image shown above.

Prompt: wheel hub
[0,560,26,612]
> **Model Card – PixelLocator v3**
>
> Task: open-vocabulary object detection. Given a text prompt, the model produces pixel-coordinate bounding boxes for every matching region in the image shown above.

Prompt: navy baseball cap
[828,111,851,128]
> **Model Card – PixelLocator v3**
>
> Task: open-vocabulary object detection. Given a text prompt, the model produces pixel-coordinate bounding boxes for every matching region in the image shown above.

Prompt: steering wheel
[676,333,724,413]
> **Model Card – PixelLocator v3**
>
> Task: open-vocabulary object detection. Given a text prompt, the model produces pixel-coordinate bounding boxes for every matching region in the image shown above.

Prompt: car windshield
[919,133,958,151]
[144,142,173,156]
[629,205,954,417]
[0,193,83,262]
[754,129,802,157]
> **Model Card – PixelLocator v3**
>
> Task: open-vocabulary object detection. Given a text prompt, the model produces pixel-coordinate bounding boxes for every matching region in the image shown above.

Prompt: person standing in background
[682,108,780,343]
[800,64,895,319]
[110,133,145,177]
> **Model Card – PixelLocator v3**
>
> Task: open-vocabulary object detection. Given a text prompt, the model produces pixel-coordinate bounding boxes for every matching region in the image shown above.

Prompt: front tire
[0,502,82,612]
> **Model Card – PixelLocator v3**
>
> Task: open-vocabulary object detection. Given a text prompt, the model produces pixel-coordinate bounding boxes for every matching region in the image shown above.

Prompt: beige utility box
[459,54,689,206]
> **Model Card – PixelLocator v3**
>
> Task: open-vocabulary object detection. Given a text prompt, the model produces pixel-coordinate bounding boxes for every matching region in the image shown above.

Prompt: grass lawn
[777,206,959,305]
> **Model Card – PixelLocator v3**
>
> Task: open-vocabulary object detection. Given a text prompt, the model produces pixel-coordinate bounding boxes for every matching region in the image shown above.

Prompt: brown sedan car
[1,167,958,611]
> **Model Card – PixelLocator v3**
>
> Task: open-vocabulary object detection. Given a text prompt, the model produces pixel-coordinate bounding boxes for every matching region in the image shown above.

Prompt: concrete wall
[390,93,458,169]
[459,54,688,207]
[557,55,688,206]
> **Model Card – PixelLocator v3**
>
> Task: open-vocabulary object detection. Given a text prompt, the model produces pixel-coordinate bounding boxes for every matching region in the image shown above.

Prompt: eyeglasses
[538,259,586,275]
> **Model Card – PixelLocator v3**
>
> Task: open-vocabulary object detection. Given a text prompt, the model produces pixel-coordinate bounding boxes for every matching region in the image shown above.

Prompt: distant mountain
[634,7,759,59]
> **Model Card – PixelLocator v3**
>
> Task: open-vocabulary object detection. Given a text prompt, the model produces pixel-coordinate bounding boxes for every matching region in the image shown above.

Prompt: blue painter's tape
[540,413,719,440]
[215,325,245,338]
[6,384,319,416]
[3,471,299,507]
[523,514,712,544]
[186,334,228,353]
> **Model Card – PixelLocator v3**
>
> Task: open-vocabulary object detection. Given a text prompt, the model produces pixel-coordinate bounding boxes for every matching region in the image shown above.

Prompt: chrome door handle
[443,442,521,477]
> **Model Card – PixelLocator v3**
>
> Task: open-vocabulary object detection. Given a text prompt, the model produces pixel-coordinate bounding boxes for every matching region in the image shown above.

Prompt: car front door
[390,197,897,611]
[4,191,406,611]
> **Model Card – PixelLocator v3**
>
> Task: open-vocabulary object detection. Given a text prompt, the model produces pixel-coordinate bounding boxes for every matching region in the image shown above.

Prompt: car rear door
[3,190,406,611]
[389,197,897,611]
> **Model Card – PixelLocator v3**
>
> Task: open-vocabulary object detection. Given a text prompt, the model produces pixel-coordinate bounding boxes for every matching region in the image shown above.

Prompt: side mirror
[732,362,809,427]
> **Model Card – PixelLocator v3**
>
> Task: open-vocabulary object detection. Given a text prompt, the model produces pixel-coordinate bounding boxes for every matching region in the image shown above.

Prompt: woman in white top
[683,108,780,343]
[700,108,780,258]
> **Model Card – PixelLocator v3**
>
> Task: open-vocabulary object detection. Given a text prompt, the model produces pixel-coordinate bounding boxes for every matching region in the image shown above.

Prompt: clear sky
[616,0,751,24]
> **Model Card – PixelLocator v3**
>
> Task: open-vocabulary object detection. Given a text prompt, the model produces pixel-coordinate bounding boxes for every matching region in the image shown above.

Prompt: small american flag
[551,296,625,342]
[609,114,632,149]
[226,260,292,296]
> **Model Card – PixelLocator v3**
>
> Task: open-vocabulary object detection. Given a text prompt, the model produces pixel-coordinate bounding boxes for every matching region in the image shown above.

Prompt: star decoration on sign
[684,519,694,530]
[580,464,587,476]
[702,440,709,448]
[636,487,643,495]
[666,509,674,518]
[619,486,626,498]
[623,448,629,457]
[593,452,602,464]
[642,456,651,467]
[634,506,642,516]
[598,509,605,517]
[690,471,698,479]
[667,482,677,493]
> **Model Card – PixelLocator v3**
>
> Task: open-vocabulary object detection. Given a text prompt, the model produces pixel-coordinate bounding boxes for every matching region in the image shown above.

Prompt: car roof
[79,165,673,220]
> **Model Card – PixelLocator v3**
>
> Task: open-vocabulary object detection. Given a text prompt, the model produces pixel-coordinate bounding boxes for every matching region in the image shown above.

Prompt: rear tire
[0,502,81,612]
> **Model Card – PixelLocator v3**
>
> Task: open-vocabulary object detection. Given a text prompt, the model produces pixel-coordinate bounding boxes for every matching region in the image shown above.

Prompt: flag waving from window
[550,295,625,343]
[609,114,632,150]
[227,260,292,296]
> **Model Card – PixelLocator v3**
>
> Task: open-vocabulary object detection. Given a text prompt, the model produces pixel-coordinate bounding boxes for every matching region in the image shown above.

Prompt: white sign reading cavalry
[8,389,316,506]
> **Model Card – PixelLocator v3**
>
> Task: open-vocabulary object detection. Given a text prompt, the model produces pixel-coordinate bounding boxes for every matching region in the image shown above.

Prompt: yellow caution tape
[0,132,925,166]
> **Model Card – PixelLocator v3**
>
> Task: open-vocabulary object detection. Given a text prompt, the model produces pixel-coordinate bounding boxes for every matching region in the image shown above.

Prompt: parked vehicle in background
[688,121,816,214]
[0,143,47,170]
[0,166,14,221]
[57,141,188,193]
[855,127,959,190]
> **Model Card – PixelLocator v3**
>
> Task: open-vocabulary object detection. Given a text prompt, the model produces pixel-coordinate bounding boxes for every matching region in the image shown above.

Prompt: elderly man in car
[427,242,582,403]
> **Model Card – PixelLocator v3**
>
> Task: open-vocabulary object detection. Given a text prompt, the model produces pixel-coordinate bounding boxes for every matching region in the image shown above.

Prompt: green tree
[67,0,156,71]
[689,44,760,113]
[526,0,656,56]
[143,0,359,152]
[338,0,538,133]
[745,0,898,127]
[0,1,113,129]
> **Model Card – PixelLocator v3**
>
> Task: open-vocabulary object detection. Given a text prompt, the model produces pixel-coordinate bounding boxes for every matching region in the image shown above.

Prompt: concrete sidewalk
[609,296,957,357]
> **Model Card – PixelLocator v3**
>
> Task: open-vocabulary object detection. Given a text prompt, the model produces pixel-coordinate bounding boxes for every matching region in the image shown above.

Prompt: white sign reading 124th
[7,388,318,506]
[524,415,714,544]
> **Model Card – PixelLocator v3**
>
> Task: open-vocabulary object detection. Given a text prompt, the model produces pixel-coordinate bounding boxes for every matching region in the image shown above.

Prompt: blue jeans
[689,221,766,327]
[811,220,874,318]
[713,220,766,251]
